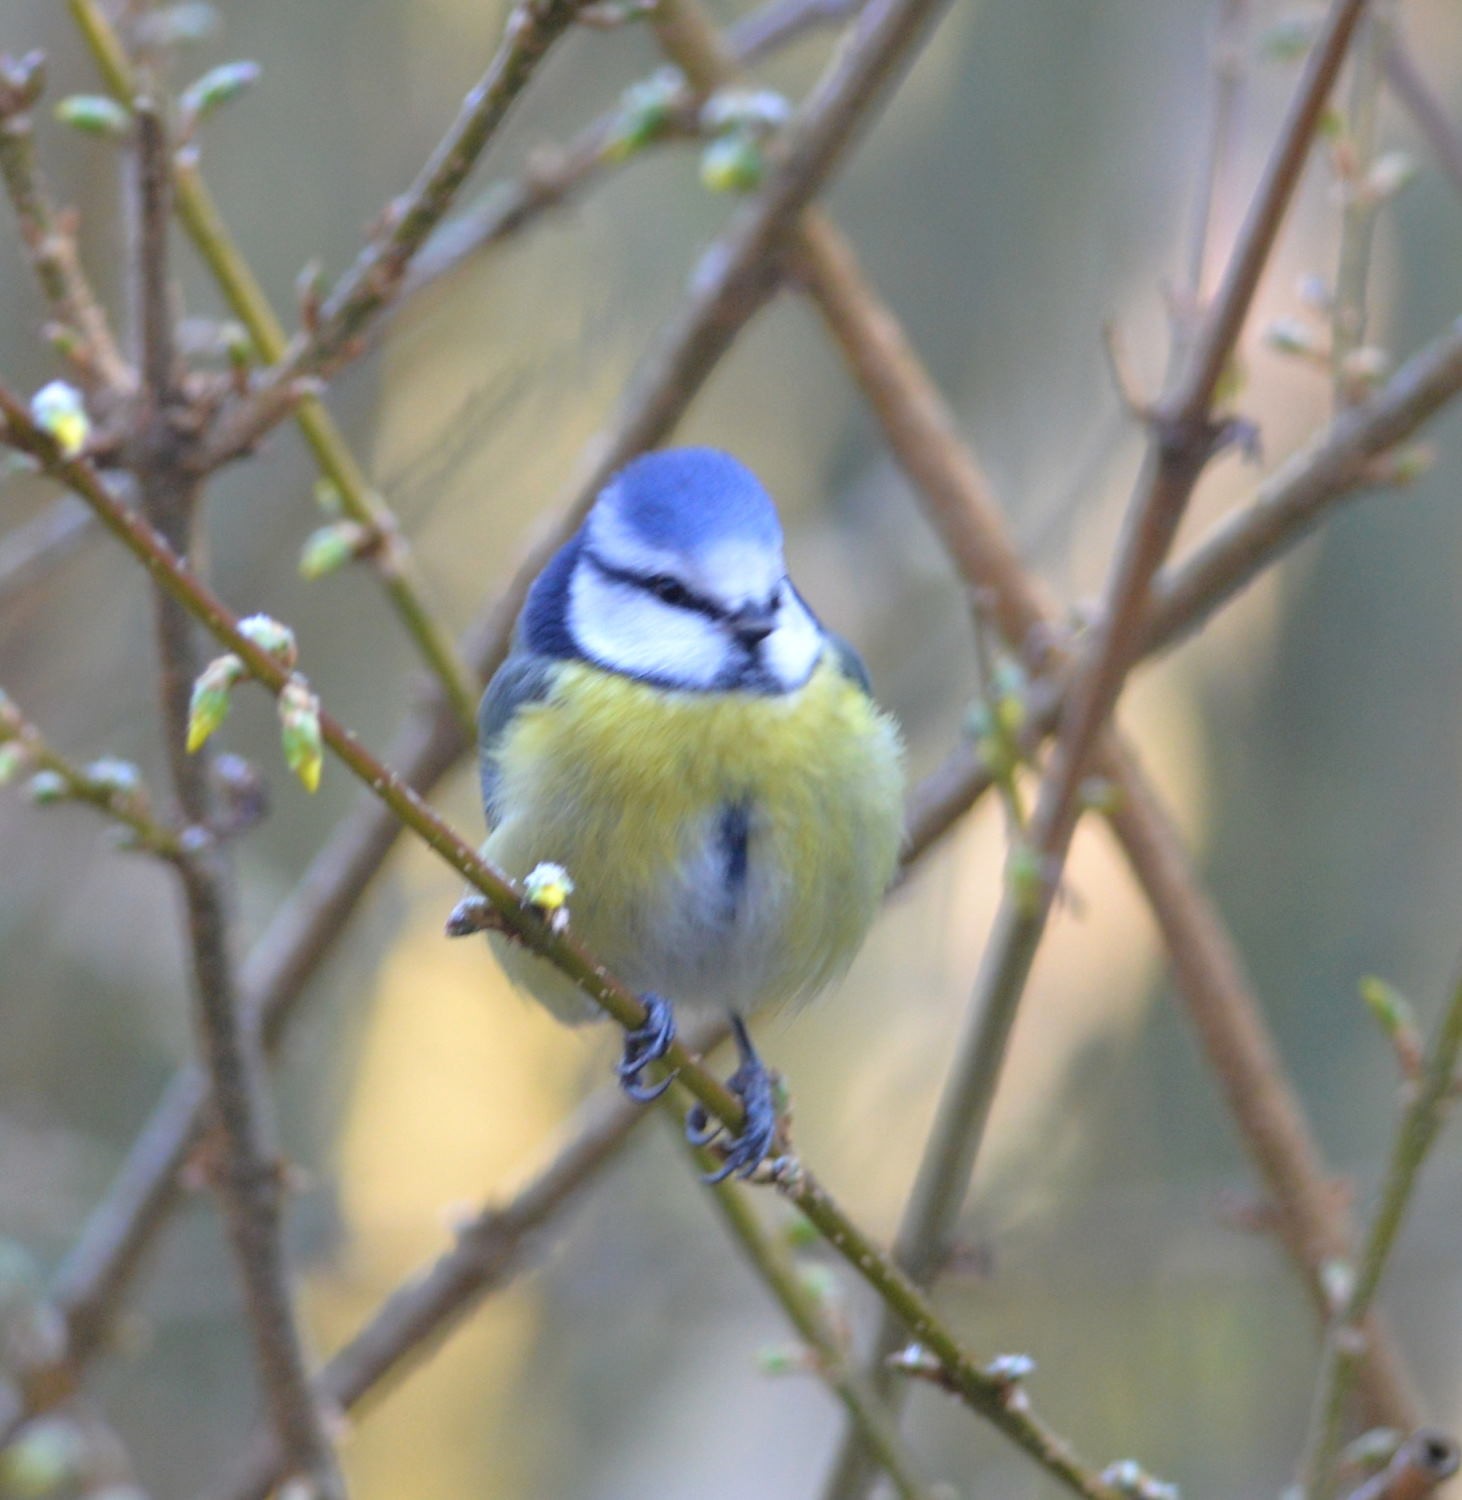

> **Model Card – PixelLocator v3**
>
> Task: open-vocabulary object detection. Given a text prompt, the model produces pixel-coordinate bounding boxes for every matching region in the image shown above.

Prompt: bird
[464,447,904,1180]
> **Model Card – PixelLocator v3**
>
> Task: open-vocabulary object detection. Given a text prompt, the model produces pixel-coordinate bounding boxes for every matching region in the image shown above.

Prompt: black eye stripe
[584,548,723,620]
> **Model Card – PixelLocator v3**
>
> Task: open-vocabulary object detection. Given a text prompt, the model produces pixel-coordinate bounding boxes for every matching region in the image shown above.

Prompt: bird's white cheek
[763,600,822,690]
[568,565,728,687]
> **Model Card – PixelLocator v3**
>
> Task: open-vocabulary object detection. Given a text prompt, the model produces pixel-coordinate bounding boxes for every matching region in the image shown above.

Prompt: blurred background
[3,0,1462,1496]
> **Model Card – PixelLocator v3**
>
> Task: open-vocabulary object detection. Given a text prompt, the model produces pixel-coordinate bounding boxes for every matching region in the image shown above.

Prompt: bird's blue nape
[599,448,783,554]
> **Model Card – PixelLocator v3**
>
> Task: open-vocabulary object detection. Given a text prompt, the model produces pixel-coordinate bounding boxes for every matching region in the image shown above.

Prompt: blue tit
[470,447,904,1179]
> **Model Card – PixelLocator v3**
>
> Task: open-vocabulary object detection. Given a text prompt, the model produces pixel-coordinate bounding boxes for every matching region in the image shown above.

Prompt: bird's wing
[477,651,559,825]
[825,631,874,696]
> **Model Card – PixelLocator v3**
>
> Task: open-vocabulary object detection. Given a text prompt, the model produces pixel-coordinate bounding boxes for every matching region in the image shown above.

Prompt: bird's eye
[646,574,694,609]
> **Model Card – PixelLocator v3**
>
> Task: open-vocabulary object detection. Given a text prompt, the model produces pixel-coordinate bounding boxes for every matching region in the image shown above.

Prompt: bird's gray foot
[617,991,678,1102]
[685,1014,778,1183]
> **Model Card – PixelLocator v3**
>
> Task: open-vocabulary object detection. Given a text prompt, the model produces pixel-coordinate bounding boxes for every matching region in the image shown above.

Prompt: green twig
[687,1124,941,1500]
[1298,969,1462,1498]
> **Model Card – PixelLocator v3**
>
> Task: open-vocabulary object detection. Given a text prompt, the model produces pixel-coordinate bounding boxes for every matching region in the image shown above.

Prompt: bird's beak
[729,605,776,648]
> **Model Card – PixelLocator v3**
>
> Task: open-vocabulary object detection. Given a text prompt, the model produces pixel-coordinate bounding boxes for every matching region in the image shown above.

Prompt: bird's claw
[616,991,677,1102]
[686,1015,780,1184]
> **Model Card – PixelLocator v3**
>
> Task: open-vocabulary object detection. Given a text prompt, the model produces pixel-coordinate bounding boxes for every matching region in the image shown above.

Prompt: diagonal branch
[0,390,1123,1500]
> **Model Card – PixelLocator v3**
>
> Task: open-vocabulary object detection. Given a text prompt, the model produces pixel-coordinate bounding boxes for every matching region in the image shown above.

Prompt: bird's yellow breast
[484,652,904,1022]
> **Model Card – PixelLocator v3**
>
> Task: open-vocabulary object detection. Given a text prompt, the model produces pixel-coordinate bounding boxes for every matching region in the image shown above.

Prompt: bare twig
[122,103,345,1498]
[0,51,133,397]
[1299,967,1462,1497]
[0,688,181,857]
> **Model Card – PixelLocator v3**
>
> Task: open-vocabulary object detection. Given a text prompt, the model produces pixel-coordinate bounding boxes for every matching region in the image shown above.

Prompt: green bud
[278,678,323,793]
[85,757,141,797]
[1360,976,1413,1039]
[1367,151,1418,204]
[54,94,131,138]
[755,1344,807,1377]
[797,1263,839,1307]
[179,60,261,126]
[783,1212,819,1249]
[700,88,790,137]
[699,130,764,194]
[313,477,344,516]
[29,381,91,458]
[1258,14,1320,63]
[186,653,244,753]
[237,614,299,668]
[136,3,222,46]
[0,743,27,785]
[1005,843,1044,917]
[299,521,368,580]
[1385,444,1434,486]
[0,51,46,114]
[1079,775,1120,815]
[1264,316,1322,358]
[605,70,682,161]
[1316,105,1345,142]
[25,770,67,805]
[985,1352,1035,1383]
[1320,1256,1355,1311]
[221,321,253,368]
[0,1416,88,1498]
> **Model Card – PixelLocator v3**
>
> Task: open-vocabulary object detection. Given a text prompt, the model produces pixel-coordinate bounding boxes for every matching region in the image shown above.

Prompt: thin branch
[1331,3,1392,403]
[122,99,345,1498]
[693,1137,941,1500]
[0,394,1122,1500]
[210,1083,648,1500]
[0,688,182,857]
[0,51,133,398]
[897,309,1462,869]
[798,152,1420,1497]
[858,0,1368,1341]
[1299,966,1462,1497]
[201,0,595,464]
[1104,749,1420,1430]
[67,0,480,733]
[1342,1431,1461,1500]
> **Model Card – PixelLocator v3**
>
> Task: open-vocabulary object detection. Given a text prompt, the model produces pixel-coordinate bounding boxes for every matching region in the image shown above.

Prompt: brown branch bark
[124,102,345,1500]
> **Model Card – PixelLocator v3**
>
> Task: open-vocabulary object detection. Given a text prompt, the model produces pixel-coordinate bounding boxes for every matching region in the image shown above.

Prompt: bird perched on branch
[462,447,904,1179]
